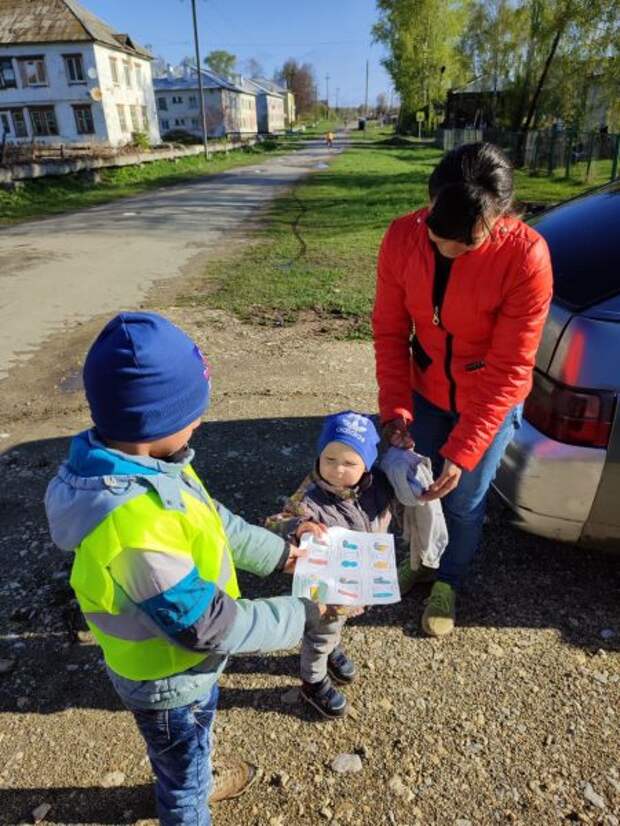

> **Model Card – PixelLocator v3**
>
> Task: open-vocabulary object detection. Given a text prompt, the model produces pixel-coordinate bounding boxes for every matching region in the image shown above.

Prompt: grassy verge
[185,134,615,338]
[0,141,286,224]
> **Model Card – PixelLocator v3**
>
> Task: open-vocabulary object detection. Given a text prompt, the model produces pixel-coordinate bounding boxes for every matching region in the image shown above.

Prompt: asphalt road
[0,139,337,379]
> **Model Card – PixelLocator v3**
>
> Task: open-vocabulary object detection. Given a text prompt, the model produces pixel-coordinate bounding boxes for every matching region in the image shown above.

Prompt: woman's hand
[382,417,414,449]
[422,459,462,501]
[296,521,328,543]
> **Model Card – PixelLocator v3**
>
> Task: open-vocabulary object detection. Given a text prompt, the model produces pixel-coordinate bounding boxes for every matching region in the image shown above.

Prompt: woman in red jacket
[373,143,552,637]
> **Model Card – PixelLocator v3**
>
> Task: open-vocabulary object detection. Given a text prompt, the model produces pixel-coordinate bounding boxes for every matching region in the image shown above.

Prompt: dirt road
[0,139,337,380]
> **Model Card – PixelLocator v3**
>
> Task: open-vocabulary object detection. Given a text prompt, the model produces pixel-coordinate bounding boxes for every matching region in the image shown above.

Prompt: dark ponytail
[426,143,514,245]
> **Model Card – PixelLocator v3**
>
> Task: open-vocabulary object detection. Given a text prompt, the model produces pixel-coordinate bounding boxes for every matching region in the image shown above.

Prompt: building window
[129,104,140,131]
[28,106,58,136]
[63,54,85,84]
[123,61,132,87]
[10,108,27,137]
[117,104,128,132]
[161,118,170,131]
[0,112,10,134]
[109,56,119,84]
[73,104,95,135]
[191,117,199,128]
[134,63,142,86]
[141,105,148,130]
[0,57,16,89]
[18,56,47,87]
[174,117,185,126]
[188,95,197,109]
[157,96,168,111]
[172,95,183,104]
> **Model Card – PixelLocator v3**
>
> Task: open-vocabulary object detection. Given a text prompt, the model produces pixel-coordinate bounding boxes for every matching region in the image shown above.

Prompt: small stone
[270,771,289,787]
[456,820,473,826]
[66,664,79,672]
[331,753,363,774]
[281,687,299,705]
[102,771,126,788]
[583,782,606,809]
[0,658,16,674]
[600,628,616,640]
[269,817,284,826]
[77,630,94,644]
[347,705,359,721]
[16,696,28,709]
[388,774,413,801]
[32,803,52,823]
[488,642,504,657]
[319,805,333,820]
[378,697,393,712]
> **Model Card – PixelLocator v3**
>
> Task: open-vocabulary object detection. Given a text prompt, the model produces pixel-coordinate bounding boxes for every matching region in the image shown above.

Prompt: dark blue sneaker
[300,676,347,719]
[327,647,357,684]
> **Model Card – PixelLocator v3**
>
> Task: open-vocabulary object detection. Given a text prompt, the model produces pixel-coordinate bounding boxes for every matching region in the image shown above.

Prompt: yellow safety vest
[70,467,240,681]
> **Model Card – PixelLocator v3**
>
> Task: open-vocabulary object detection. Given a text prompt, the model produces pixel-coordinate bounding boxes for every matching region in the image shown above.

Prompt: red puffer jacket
[372,207,553,471]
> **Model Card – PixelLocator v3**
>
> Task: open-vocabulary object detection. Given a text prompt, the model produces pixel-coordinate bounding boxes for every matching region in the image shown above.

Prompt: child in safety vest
[45,311,324,826]
[266,411,394,719]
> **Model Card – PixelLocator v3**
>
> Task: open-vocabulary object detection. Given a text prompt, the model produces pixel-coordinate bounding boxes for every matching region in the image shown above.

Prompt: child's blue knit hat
[317,411,380,470]
[83,312,210,442]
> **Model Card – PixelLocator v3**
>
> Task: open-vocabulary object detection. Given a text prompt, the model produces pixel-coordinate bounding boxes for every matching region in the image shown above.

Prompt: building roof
[450,75,508,95]
[0,0,152,58]
[154,66,255,95]
[253,77,289,96]
[238,76,283,98]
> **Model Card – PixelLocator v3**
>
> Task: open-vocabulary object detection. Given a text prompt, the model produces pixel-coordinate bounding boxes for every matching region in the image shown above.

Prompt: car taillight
[524,371,616,448]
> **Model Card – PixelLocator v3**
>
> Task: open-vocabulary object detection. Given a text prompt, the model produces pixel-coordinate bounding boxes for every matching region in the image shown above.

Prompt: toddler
[267,411,394,718]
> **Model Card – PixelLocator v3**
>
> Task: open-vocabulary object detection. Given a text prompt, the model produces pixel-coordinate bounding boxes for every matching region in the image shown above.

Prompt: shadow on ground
[1,416,618,711]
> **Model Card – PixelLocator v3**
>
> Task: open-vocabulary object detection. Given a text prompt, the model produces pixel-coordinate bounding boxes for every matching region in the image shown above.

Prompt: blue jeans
[410,393,522,589]
[130,684,218,826]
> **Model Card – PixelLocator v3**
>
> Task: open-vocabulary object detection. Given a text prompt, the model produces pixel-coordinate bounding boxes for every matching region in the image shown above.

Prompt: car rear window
[529,182,620,311]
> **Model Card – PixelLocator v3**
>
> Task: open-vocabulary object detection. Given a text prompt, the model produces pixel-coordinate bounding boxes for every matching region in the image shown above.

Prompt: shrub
[131,131,151,151]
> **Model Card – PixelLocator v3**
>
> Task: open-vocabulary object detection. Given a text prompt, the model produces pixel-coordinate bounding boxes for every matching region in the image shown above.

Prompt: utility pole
[190,0,209,160]
[364,59,369,116]
[335,87,340,115]
[325,74,330,119]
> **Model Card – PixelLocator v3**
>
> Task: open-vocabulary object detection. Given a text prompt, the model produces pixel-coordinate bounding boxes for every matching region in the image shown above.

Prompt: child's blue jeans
[130,683,218,826]
[410,392,522,589]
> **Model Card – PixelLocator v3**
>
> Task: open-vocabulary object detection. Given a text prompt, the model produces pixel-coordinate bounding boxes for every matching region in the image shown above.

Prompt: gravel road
[0,299,618,826]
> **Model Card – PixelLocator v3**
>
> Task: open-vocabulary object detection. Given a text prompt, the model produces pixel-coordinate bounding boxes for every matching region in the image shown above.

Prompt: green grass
[186,135,616,337]
[0,141,285,224]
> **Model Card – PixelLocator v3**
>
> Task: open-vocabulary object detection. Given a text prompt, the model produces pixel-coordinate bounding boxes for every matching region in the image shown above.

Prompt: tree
[204,49,236,78]
[275,59,317,114]
[376,92,389,114]
[243,57,265,79]
[372,0,467,133]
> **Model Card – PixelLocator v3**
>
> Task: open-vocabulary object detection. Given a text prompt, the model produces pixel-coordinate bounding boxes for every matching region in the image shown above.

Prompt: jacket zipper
[432,247,458,413]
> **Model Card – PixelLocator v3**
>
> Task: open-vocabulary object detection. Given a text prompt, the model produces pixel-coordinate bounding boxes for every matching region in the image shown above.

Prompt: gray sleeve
[214,595,319,656]
[215,500,288,577]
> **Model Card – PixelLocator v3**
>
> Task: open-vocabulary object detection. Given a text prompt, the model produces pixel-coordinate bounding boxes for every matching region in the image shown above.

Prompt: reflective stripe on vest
[70,468,240,681]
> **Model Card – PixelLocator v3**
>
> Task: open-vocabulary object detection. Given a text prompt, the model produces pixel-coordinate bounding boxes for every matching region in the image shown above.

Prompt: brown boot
[209,761,258,803]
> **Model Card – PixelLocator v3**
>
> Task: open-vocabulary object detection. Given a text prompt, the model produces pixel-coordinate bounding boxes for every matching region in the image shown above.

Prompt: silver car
[494,180,620,551]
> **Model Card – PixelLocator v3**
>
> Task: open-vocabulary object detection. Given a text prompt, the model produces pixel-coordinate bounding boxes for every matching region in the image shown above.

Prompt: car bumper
[493,419,606,544]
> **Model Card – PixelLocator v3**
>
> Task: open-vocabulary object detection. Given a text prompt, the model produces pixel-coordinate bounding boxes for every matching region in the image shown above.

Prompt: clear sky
[85,0,393,108]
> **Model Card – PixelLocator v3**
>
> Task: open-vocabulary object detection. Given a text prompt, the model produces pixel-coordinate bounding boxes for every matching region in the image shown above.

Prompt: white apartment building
[0,0,160,147]
[239,77,285,134]
[154,67,257,140]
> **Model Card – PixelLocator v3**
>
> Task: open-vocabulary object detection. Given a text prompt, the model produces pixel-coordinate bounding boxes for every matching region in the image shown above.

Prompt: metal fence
[437,128,620,182]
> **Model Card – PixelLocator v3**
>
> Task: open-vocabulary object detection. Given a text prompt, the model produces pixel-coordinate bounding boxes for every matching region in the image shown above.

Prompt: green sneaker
[421,581,456,637]
[397,559,437,596]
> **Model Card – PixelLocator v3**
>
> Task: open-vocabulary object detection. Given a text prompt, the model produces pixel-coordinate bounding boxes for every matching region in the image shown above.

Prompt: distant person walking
[325,130,335,148]
[372,143,553,637]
